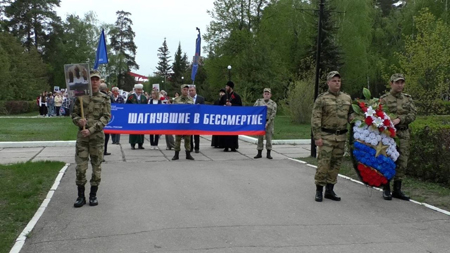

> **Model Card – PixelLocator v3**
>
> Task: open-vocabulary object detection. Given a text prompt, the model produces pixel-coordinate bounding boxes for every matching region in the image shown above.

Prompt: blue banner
[191,30,201,82]
[94,29,108,70]
[104,104,267,135]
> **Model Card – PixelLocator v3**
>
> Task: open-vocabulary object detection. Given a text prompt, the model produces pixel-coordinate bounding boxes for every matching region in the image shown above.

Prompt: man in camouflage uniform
[311,71,352,202]
[71,71,111,207]
[380,73,416,201]
[254,88,277,159]
[172,84,195,161]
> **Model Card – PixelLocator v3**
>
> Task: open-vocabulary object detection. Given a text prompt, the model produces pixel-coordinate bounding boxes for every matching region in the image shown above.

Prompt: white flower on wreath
[373,117,384,127]
[365,106,376,117]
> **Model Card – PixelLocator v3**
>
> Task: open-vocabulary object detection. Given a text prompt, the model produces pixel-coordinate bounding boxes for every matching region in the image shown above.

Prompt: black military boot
[254,150,262,159]
[89,186,99,206]
[186,151,194,160]
[382,183,392,200]
[172,151,179,160]
[392,180,410,201]
[324,183,341,201]
[315,185,323,202]
[74,185,86,208]
[266,150,273,159]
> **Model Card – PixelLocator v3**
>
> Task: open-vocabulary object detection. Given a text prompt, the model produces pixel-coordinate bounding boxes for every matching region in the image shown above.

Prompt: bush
[414,100,450,115]
[408,116,450,186]
[283,79,314,124]
[0,100,39,115]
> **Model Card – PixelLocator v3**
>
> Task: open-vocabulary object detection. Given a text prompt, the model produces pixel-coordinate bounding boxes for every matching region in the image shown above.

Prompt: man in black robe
[219,81,242,152]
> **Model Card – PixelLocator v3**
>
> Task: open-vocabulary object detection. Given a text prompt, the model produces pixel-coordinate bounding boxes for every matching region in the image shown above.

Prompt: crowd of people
[103,81,271,159]
[69,70,416,208]
[70,72,279,208]
[37,90,71,117]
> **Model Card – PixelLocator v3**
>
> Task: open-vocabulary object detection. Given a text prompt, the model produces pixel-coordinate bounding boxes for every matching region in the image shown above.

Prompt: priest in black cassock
[126,83,148,149]
[219,81,242,152]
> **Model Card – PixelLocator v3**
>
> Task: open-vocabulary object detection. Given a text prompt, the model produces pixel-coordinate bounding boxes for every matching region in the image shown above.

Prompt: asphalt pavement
[2,135,450,253]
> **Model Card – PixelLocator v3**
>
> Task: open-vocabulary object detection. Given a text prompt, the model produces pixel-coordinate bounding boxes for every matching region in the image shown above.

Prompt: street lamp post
[227,65,232,81]
[181,76,184,84]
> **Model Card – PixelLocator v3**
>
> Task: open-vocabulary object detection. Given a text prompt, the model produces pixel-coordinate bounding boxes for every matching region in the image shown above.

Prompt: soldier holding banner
[172,84,195,160]
[71,71,111,207]
[126,84,148,149]
[254,88,277,159]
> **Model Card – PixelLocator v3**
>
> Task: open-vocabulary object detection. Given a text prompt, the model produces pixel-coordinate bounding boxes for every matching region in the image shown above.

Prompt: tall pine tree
[5,0,61,51]
[155,38,172,83]
[110,10,138,91]
[171,43,188,84]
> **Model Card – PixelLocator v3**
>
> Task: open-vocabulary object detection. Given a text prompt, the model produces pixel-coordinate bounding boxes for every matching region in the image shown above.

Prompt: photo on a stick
[64,63,92,97]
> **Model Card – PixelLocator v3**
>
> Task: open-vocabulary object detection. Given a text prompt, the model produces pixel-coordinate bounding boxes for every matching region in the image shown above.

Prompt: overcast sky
[56,0,214,76]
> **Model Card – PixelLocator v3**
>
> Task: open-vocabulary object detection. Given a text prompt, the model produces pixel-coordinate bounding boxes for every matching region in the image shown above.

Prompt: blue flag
[191,30,201,82]
[94,29,108,70]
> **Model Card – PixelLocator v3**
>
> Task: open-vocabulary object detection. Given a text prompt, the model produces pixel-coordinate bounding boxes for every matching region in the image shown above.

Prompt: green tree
[0,32,48,100]
[171,42,188,84]
[333,0,374,96]
[110,10,138,91]
[396,9,450,115]
[45,12,100,89]
[4,0,61,51]
[155,38,172,84]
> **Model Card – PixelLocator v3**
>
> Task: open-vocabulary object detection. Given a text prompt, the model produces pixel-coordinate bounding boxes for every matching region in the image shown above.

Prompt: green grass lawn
[273,116,311,139]
[0,117,77,141]
[299,156,450,211]
[0,161,65,253]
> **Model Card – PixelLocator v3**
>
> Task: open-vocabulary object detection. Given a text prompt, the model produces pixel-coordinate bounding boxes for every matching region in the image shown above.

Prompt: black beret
[219,88,226,93]
[226,81,234,89]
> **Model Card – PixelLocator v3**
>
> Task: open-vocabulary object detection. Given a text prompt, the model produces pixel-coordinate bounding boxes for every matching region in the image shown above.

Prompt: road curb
[1,137,310,148]
[0,141,76,148]
[239,135,310,145]
[289,158,450,216]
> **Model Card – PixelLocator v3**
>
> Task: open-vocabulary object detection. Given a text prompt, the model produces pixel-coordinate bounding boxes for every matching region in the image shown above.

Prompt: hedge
[0,101,39,115]
[408,115,450,186]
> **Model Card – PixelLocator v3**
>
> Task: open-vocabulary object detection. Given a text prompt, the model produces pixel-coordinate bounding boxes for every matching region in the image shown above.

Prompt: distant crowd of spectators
[37,90,71,117]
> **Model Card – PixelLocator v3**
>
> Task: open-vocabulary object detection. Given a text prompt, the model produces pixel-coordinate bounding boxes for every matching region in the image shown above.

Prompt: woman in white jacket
[54,92,63,116]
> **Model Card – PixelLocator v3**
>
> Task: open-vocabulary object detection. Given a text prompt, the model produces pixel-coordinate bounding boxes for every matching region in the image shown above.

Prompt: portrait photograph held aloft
[64,63,92,97]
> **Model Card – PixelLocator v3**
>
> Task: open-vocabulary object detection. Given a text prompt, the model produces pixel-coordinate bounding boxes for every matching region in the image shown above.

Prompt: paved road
[3,136,450,252]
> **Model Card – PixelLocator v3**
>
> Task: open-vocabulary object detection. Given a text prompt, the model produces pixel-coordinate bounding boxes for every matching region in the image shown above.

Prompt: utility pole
[311,0,325,158]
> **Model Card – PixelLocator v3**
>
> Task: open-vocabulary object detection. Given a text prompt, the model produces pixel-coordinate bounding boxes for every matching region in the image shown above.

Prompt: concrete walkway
[3,136,450,253]
[0,135,311,165]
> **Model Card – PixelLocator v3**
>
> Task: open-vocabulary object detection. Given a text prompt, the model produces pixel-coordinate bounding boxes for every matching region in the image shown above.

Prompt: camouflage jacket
[254,98,277,126]
[173,95,194,104]
[72,92,111,134]
[126,93,148,104]
[380,90,416,128]
[311,90,352,141]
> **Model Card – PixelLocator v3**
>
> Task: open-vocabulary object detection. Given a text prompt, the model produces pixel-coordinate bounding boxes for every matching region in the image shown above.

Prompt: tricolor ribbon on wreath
[350,88,400,187]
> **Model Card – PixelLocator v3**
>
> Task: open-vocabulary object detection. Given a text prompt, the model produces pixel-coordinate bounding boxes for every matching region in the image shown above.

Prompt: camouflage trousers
[257,124,274,150]
[314,139,345,186]
[174,135,191,152]
[394,129,410,181]
[75,131,104,186]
